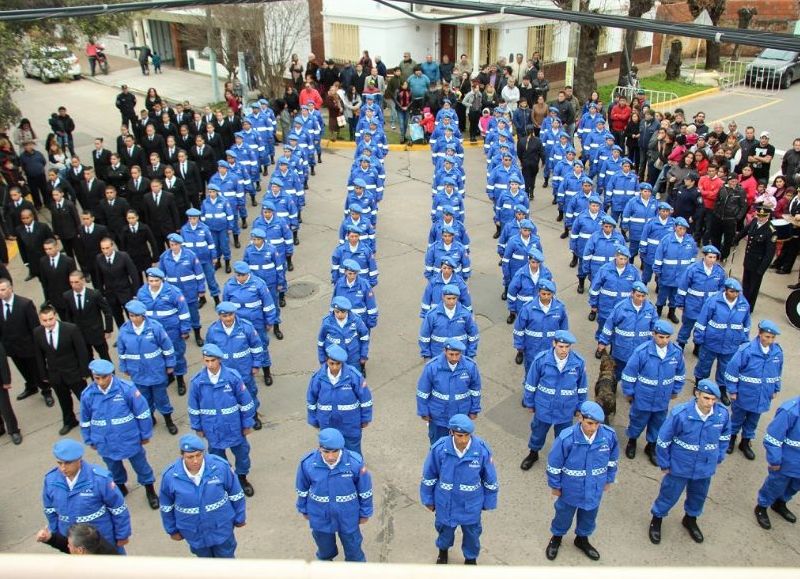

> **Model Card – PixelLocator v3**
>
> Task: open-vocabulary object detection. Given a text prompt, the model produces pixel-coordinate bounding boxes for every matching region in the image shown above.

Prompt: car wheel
[782,72,793,89]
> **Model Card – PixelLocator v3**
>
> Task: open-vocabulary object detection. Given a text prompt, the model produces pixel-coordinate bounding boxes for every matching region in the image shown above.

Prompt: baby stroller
[409,113,425,147]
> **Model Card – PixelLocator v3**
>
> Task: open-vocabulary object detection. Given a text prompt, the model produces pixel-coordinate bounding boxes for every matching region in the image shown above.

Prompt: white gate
[719,59,784,93]
[612,86,679,111]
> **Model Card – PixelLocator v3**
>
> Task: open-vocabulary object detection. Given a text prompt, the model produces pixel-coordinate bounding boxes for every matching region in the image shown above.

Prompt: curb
[656,87,720,110]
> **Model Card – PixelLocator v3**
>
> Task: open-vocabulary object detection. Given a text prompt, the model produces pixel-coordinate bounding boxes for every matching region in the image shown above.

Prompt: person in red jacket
[697,164,723,245]
[738,164,759,206]
[609,95,632,147]
[299,81,323,110]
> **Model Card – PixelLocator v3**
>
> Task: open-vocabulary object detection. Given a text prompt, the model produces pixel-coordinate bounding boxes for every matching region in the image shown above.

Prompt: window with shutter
[330,23,360,63]
[526,24,554,62]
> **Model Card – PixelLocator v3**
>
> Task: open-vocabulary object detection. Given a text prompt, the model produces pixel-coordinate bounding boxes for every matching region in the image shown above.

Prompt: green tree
[0,22,25,129]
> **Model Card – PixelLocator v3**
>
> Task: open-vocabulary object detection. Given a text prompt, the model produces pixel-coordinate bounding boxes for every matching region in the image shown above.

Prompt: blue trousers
[594,316,607,343]
[267,286,281,325]
[757,471,800,507]
[651,474,711,518]
[611,209,623,224]
[677,316,696,346]
[629,239,642,261]
[642,261,654,284]
[656,284,678,308]
[428,422,450,446]
[189,534,237,558]
[139,382,173,416]
[210,439,251,475]
[210,229,231,260]
[169,330,187,375]
[435,522,482,559]
[550,497,599,537]
[243,374,260,412]
[311,529,365,562]
[730,403,762,439]
[694,348,733,386]
[102,448,155,485]
[626,407,668,443]
[529,416,572,451]
[200,261,220,297]
[612,356,625,384]
[187,300,201,330]
[344,434,362,457]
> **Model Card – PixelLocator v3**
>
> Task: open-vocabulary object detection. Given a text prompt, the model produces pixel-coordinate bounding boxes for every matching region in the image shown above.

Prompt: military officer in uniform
[734,207,777,312]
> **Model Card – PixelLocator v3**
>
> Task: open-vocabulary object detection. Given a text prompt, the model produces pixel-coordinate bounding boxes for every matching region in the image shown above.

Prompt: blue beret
[539,278,557,293]
[261,200,276,211]
[589,102,598,109]
[365,94,376,100]
[573,160,584,168]
[615,245,631,257]
[345,224,364,234]
[653,320,674,336]
[441,225,456,235]
[88,359,115,375]
[601,215,617,226]
[631,281,649,294]
[249,102,260,109]
[216,301,240,314]
[442,177,456,186]
[639,183,653,191]
[588,195,602,205]
[444,125,454,132]
[514,204,529,213]
[270,177,284,188]
[758,319,780,335]
[549,106,559,112]
[325,344,348,363]
[444,338,466,352]
[185,208,201,217]
[250,228,266,238]
[358,155,370,162]
[202,343,224,358]
[146,267,166,279]
[331,296,352,311]
[125,300,146,315]
[278,158,289,165]
[319,428,345,450]
[348,203,364,213]
[179,434,206,452]
[217,160,230,169]
[658,201,672,210]
[287,134,299,141]
[702,245,720,256]
[53,439,84,461]
[353,178,367,188]
[594,118,606,126]
[293,116,304,124]
[621,157,632,165]
[342,259,361,272]
[580,401,605,422]
[439,257,456,268]
[528,247,545,262]
[501,152,513,159]
[448,414,475,434]
[580,176,594,185]
[724,278,742,291]
[612,145,623,152]
[696,379,721,398]
[207,184,220,192]
[167,233,184,244]
[225,149,238,159]
[440,205,455,216]
[554,330,577,344]
[674,217,689,228]
[559,132,570,139]
[519,219,534,230]
[442,284,461,297]
[233,260,250,274]
[605,134,616,141]
[508,175,523,185]
[258,98,268,105]
[234,131,246,138]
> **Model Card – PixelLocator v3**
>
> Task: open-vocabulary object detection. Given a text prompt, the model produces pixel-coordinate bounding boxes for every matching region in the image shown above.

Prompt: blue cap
[702,245,720,256]
[508,175,523,185]
[519,219,534,230]
[696,379,721,398]
[595,118,606,126]
[353,178,367,188]
[448,414,475,434]
[345,224,364,234]
[258,98,269,105]
[439,256,456,268]
[621,157,632,165]
[442,177,456,186]
[444,338,466,352]
[441,225,456,235]
[566,148,577,155]
[348,203,364,213]
[207,184,220,192]
[758,320,780,335]
[601,215,617,226]
[53,439,84,462]
[612,145,623,152]
[514,204,529,214]
[588,195,602,205]
[249,102,260,109]
[319,428,345,450]
[358,155,370,162]
[325,344,348,363]
[202,343,224,358]
[528,247,545,262]
[278,158,289,166]
[270,177,284,188]
[653,320,674,336]
[724,278,742,292]
[631,281,648,294]
[332,296,352,311]
[342,259,361,272]
[573,160,584,168]
[444,125,454,132]
[579,401,605,422]
[674,217,689,228]
[442,284,461,297]
[225,149,237,159]
[216,301,240,314]
[539,278,557,293]
[261,200,276,211]
[501,152,513,160]
[234,131,246,139]
[179,434,206,452]
[605,134,615,141]
[293,116,304,124]
[554,330,577,344]
[186,208,201,217]
[658,201,672,211]
[440,205,455,216]
[125,300,146,315]
[167,233,184,244]
[615,245,631,257]
[250,227,266,238]
[88,359,115,375]
[443,155,457,164]
[233,260,250,274]
[217,160,230,169]
[145,267,166,279]
[639,183,653,191]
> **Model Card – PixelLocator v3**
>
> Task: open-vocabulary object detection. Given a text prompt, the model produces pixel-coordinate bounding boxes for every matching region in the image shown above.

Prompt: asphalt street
[0,76,798,566]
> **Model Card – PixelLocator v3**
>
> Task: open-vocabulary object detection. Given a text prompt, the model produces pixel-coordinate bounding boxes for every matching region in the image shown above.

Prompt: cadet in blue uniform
[588,245,641,345]
[521,330,589,470]
[159,233,206,347]
[754,396,800,530]
[622,320,686,465]
[200,185,237,273]
[417,338,482,445]
[513,279,569,371]
[117,299,178,435]
[223,260,278,348]
[675,245,725,354]
[188,343,256,496]
[544,401,619,561]
[317,297,370,376]
[724,319,783,460]
[332,225,379,287]
[181,208,221,305]
[42,439,131,552]
[307,344,373,456]
[425,226,471,280]
[506,247,553,323]
[420,414,498,565]
[500,219,542,300]
[243,227,286,340]
[296,428,373,561]
[332,259,378,331]
[648,380,731,545]
[581,215,626,287]
[621,182,656,262]
[420,258,472,318]
[419,284,479,359]
[159,434,246,558]
[80,359,159,509]
[639,203,675,284]
[653,217,697,323]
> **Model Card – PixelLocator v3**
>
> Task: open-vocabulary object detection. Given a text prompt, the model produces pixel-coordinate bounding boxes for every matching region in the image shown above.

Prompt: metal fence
[719,59,785,93]
[612,86,679,111]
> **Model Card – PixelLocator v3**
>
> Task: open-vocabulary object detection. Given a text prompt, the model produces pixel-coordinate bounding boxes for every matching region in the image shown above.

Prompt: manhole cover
[287,281,318,299]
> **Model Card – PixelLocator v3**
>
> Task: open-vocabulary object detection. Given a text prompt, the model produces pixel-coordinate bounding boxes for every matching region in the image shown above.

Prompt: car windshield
[759,49,797,61]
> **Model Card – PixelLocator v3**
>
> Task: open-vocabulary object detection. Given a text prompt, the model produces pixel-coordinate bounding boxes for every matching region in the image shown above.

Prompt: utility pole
[564,0,580,86]
[206,7,221,102]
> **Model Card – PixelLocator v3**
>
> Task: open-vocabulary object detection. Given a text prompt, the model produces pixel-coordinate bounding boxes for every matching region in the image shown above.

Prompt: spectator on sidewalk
[131,45,153,75]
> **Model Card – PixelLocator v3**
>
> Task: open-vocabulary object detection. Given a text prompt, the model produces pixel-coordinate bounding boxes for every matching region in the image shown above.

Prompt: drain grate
[287,281,318,300]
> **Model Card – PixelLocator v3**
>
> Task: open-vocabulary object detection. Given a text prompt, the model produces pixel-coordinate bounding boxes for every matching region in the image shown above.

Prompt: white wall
[186,49,230,77]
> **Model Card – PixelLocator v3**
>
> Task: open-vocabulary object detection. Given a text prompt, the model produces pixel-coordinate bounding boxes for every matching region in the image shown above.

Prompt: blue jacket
[272,167,303,207]
[577,112,602,143]
[428,218,470,251]
[416,353,482,427]
[431,165,465,196]
[764,398,800,478]
[588,262,641,316]
[653,233,698,287]
[296,449,373,533]
[501,234,543,287]
[598,298,657,360]
[420,61,440,83]
[222,274,277,329]
[243,241,286,291]
[621,341,686,412]
[332,276,378,329]
[432,136,464,161]
[263,190,299,230]
[209,170,244,213]
[159,454,246,548]
[581,230,626,278]
[638,217,674,266]
[136,282,191,340]
[331,242,379,287]
[693,292,751,355]
[506,264,554,314]
[340,215,376,253]
[598,155,626,194]
[546,423,619,510]
[188,365,255,449]
[565,192,595,229]
[486,164,523,203]
[231,142,259,180]
[523,349,588,424]
[494,190,529,226]
[550,158,574,198]
[675,260,726,320]
[43,461,131,545]
[306,363,372,438]
[347,166,384,202]
[656,400,730,479]
[513,298,569,361]
[344,186,379,219]
[201,195,237,234]
[420,434,498,527]
[621,195,657,242]
[251,215,293,262]
[205,317,268,377]
[228,161,253,196]
[180,221,217,263]
[557,170,585,209]
[569,211,605,258]
[79,376,152,462]
[419,303,479,358]
[317,312,370,365]
[425,240,471,280]
[159,248,206,302]
[408,73,431,98]
[497,217,538,257]
[724,338,783,413]
[431,189,466,222]
[420,273,472,318]
[117,318,176,386]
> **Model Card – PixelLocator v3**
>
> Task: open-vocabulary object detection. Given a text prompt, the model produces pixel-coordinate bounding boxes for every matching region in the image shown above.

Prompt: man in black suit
[142,179,180,250]
[141,124,166,163]
[79,167,106,214]
[92,138,113,180]
[176,149,203,208]
[33,305,89,434]
[39,239,77,319]
[190,112,205,136]
[162,165,189,216]
[119,210,158,282]
[62,270,113,360]
[0,341,22,444]
[134,109,153,142]
[105,154,130,195]
[125,165,150,215]
[65,156,86,193]
[145,152,167,181]
[48,188,81,259]
[120,134,146,170]
[0,279,53,406]
[15,209,53,281]
[94,237,141,328]
[157,112,179,141]
[75,210,109,285]
[204,123,224,161]
[116,124,133,157]
[4,186,36,236]
[190,134,216,184]
[163,135,180,167]
[46,168,77,204]
[95,185,130,241]
[177,124,193,151]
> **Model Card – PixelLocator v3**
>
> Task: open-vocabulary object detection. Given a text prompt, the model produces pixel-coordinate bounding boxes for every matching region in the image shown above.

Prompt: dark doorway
[440,24,456,62]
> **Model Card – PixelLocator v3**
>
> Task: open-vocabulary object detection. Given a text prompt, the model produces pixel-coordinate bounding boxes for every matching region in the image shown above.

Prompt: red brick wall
[543,46,652,83]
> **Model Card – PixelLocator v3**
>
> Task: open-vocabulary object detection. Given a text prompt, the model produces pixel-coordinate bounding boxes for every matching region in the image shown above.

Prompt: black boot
[117,483,129,497]
[644,442,658,466]
[520,450,539,470]
[588,310,597,322]
[574,536,600,561]
[164,414,178,435]
[145,483,160,509]
[238,474,254,497]
[225,259,231,273]
[360,362,367,377]
[253,413,263,430]
[755,505,772,529]
[493,224,501,239]
[569,254,578,268]
[506,312,516,324]
[176,375,186,396]
[515,350,524,365]
[310,165,316,176]
[656,306,664,317]
[625,438,637,459]
[436,549,448,564]
[241,217,248,230]
[213,295,220,306]
[233,234,241,249]
[198,295,207,308]
[667,307,680,324]
[739,438,755,460]
[727,434,737,454]
[250,195,257,207]
[771,500,797,523]
[273,324,284,340]
[215,259,222,270]
[648,516,662,544]
[263,366,273,386]
[577,278,585,294]
[298,210,303,224]
[545,535,561,560]
[560,228,569,239]
[194,328,204,347]
[543,178,548,188]
[286,255,294,271]
[317,153,322,163]
[279,292,286,307]
[501,288,507,301]
[556,210,564,222]
[293,231,299,246]
[464,559,477,565]
[692,343,701,357]
[682,515,704,543]
[719,386,731,407]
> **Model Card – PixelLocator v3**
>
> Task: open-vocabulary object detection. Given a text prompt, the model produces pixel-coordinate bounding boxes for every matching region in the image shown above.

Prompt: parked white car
[22,46,82,82]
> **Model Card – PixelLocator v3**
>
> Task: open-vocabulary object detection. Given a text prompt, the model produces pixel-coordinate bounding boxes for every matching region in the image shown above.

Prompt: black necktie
[48,330,54,349]
[107,257,112,265]
[50,257,55,268]
[77,293,83,311]
[4,303,10,319]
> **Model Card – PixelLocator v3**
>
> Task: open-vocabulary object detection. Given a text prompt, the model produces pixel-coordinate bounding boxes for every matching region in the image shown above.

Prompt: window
[479,27,498,65]
[598,27,611,54]
[330,22,360,63]
[462,26,474,65]
[526,24,554,61]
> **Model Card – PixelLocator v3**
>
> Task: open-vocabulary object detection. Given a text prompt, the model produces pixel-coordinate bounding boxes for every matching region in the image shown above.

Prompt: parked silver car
[22,46,82,82]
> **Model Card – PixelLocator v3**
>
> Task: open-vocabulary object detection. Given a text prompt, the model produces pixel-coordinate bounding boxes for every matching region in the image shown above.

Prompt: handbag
[336,115,346,127]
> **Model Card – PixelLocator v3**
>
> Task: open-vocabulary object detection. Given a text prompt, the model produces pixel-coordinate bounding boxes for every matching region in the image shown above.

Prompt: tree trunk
[687,0,727,70]
[665,39,683,80]
[575,24,601,103]
[617,0,655,87]
[731,7,758,61]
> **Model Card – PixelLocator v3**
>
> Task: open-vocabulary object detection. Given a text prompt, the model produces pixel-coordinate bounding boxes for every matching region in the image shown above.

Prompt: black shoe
[198,295,207,308]
[58,421,78,435]
[515,351,523,365]
[213,295,220,306]
[501,289,507,301]
[293,231,299,246]
[145,484,160,509]
[279,294,286,308]
[164,414,178,436]
[625,438,637,459]
[644,442,658,466]
[44,392,55,407]
[251,196,257,207]
[574,536,600,561]
[0,424,4,436]
[118,483,129,497]
[520,450,539,470]
[152,414,157,426]
[556,210,564,222]
[649,516,662,544]
[167,373,176,386]
[16,388,38,401]
[788,283,800,290]
[727,434,737,454]
[24,274,35,282]
[253,415,262,430]
[239,475,254,497]
[464,558,476,565]
[360,363,367,378]
[560,230,569,239]
[234,239,241,249]
[545,536,561,561]
[692,343,701,357]
[720,390,731,407]
[194,329,204,347]
[682,515,704,543]
[569,255,578,268]
[225,260,232,274]
[739,438,755,460]
[310,166,316,176]
[577,280,585,294]
[543,178,548,188]
[274,324,284,340]
[506,313,516,324]
[10,431,22,445]
[287,257,294,272]
[264,367,273,386]
[241,218,248,230]
[588,311,597,322]
[436,549,448,564]
[755,505,772,529]
[527,190,534,200]
[775,269,791,275]
[771,500,797,523]
[492,225,501,239]
[176,376,186,396]
[667,308,680,324]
